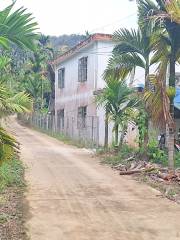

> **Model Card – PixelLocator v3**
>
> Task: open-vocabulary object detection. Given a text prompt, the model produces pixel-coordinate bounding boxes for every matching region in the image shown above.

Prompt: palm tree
[104,27,152,156]
[0,2,38,162]
[105,27,151,87]
[0,84,33,162]
[96,77,139,147]
[0,3,38,50]
[138,0,180,170]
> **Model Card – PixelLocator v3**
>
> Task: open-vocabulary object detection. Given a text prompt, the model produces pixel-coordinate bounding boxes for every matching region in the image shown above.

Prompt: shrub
[147,139,168,166]
[102,144,137,166]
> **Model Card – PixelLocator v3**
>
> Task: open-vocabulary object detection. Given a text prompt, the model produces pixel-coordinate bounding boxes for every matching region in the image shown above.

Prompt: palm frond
[104,53,145,81]
[144,73,174,129]
[0,56,11,71]
[5,92,33,114]
[96,78,139,128]
[0,3,38,50]
[0,86,33,117]
[113,28,144,55]
[164,0,180,24]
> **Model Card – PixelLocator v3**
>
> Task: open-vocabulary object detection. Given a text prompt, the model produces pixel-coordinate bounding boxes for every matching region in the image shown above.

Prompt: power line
[90,12,137,33]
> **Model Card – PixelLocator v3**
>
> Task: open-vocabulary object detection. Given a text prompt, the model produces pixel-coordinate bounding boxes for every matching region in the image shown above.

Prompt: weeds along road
[9,120,180,240]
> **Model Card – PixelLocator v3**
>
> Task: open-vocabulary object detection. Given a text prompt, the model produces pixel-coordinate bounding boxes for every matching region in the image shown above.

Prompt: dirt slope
[9,120,180,240]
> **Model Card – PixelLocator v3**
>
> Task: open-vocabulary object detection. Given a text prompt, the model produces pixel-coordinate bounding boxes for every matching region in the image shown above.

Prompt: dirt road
[9,121,180,240]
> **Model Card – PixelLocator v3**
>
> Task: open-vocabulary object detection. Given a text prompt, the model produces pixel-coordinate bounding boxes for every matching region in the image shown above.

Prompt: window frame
[77,106,87,128]
[57,109,64,129]
[78,57,88,82]
[58,67,65,89]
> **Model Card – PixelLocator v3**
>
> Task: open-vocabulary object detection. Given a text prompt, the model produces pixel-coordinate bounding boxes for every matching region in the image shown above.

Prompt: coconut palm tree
[0,84,33,162]
[138,0,180,170]
[104,27,153,156]
[96,77,139,147]
[0,3,38,50]
[0,2,38,162]
[105,27,152,87]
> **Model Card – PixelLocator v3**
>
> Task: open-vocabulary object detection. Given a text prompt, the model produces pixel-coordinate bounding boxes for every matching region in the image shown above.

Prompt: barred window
[77,106,87,128]
[58,68,65,89]
[57,109,64,129]
[78,57,88,82]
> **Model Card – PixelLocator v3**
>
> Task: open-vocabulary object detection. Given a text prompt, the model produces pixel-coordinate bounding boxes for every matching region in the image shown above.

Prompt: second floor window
[78,57,88,82]
[58,68,65,89]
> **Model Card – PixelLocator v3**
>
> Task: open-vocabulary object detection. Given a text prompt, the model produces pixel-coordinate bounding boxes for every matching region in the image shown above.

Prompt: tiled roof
[52,33,112,66]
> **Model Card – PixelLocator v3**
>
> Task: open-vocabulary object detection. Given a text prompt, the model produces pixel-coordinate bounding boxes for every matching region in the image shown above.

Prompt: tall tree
[0,2,38,161]
[105,27,152,155]
[138,0,180,170]
[96,77,139,147]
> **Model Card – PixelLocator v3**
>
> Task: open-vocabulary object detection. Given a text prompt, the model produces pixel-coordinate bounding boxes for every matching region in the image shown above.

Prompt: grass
[0,157,25,192]
[99,143,180,169]
[0,213,8,224]
[32,126,97,149]
[100,144,136,166]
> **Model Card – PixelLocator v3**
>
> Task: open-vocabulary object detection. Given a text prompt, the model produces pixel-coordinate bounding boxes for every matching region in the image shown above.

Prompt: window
[78,57,88,82]
[58,68,65,89]
[77,106,87,128]
[57,109,64,130]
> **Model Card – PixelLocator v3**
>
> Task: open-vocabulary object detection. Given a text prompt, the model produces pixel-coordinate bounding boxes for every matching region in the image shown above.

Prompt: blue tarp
[174,88,180,110]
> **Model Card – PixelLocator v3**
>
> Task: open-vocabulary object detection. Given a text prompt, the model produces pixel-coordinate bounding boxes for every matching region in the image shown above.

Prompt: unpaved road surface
[9,121,180,240]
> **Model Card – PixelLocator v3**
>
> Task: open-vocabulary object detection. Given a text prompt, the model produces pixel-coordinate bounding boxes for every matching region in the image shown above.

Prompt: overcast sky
[2,0,138,36]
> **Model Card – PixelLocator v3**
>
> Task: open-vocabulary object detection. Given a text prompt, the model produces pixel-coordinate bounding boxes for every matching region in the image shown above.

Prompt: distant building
[52,33,115,145]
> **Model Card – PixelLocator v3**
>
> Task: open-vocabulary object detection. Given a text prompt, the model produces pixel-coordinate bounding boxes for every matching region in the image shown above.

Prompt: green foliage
[96,78,139,146]
[147,139,168,166]
[0,157,25,191]
[0,127,18,163]
[19,37,52,111]
[135,110,148,149]
[104,26,151,81]
[102,144,136,166]
[175,152,180,168]
[31,126,93,148]
[0,1,38,165]
[49,34,86,55]
[0,3,38,50]
[0,85,33,118]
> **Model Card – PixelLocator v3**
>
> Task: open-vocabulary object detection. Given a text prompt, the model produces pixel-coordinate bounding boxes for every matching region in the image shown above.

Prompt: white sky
[1,0,138,36]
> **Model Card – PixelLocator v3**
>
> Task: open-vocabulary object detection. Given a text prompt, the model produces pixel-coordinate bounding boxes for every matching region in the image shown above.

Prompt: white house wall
[55,43,97,117]
[55,40,115,146]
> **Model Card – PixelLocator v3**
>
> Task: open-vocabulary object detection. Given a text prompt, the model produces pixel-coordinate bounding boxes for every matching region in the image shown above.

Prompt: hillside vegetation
[49,34,86,54]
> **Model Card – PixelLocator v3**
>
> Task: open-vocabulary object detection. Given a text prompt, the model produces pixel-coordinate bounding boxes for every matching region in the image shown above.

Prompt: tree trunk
[104,109,109,148]
[143,56,150,160]
[167,42,176,171]
[47,64,55,114]
[119,125,127,149]
[115,124,119,146]
[168,130,175,171]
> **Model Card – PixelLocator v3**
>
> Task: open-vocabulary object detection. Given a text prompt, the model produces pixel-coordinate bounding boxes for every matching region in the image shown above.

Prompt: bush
[147,139,168,166]
[102,144,137,166]
[0,157,25,191]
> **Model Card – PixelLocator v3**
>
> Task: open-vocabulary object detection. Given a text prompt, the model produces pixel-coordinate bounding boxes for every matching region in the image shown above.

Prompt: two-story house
[52,33,115,145]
